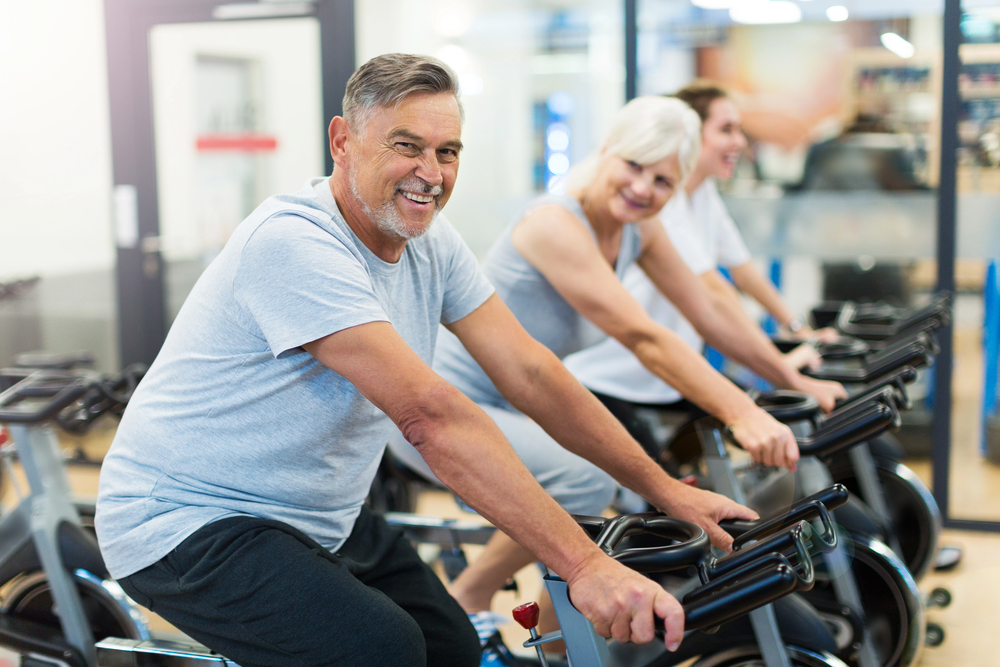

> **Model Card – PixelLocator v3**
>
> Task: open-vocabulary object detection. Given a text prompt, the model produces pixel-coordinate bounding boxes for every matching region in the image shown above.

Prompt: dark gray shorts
[120,507,479,667]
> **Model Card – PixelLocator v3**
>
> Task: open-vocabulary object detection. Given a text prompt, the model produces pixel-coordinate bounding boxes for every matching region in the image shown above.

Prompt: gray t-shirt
[433,194,642,408]
[96,177,495,579]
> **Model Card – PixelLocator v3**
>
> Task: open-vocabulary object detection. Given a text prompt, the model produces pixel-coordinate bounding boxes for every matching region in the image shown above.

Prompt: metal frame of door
[933,0,1000,533]
[104,0,354,367]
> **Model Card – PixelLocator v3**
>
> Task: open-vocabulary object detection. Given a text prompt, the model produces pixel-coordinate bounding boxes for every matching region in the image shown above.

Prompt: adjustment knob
[512,601,540,630]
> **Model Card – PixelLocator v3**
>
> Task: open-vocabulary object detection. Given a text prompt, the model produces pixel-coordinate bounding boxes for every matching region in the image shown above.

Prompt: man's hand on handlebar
[728,408,799,472]
[791,375,848,413]
[566,555,685,651]
[656,483,759,552]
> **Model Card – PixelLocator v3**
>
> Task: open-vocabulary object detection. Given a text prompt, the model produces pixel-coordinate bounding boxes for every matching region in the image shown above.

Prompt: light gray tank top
[433,194,643,407]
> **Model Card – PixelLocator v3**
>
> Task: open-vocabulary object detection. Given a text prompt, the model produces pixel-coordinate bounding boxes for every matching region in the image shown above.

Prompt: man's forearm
[410,390,605,579]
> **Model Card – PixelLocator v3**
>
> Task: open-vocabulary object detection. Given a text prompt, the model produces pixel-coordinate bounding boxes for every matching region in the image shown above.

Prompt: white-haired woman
[388,95,842,660]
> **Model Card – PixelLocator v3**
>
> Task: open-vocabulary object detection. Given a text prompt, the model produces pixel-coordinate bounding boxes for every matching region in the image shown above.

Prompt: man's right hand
[566,553,685,651]
[728,408,798,471]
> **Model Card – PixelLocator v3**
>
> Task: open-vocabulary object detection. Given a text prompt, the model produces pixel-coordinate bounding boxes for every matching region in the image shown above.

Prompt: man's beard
[349,172,442,241]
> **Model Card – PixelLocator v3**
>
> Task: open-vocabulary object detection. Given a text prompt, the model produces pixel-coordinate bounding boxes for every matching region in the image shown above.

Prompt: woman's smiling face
[698,97,747,181]
[595,153,682,225]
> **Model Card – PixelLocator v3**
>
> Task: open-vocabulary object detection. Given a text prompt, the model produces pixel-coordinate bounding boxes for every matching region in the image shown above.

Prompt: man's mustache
[396,179,443,197]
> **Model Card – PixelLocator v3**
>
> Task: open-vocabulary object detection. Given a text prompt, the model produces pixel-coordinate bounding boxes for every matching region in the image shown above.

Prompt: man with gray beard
[96,53,754,667]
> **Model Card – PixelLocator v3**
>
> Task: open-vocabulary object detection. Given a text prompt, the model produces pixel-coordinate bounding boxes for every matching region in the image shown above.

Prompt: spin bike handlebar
[756,368,914,424]
[567,516,815,633]
[0,366,143,428]
[720,484,848,551]
[835,294,951,341]
[822,385,903,430]
[522,486,847,647]
[737,396,899,460]
[834,366,917,411]
[804,340,932,383]
[796,402,898,459]
[772,335,871,360]
[0,370,95,424]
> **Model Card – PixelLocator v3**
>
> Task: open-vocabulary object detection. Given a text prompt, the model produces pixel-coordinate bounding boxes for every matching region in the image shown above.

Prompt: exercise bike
[0,369,150,667]
[773,344,942,583]
[382,409,899,667]
[91,489,846,667]
[507,488,851,667]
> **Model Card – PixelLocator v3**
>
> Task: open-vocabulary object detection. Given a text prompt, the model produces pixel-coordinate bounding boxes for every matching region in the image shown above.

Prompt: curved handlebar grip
[12,351,95,371]
[608,516,711,574]
[572,514,610,541]
[805,343,931,383]
[836,296,950,340]
[682,559,802,632]
[584,513,713,574]
[896,298,951,332]
[868,330,932,359]
[862,332,933,371]
[822,386,900,427]
[815,337,870,360]
[709,522,813,582]
[726,499,839,554]
[97,363,148,405]
[797,403,897,459]
[0,373,92,424]
[834,367,916,412]
[786,483,850,512]
[753,390,820,424]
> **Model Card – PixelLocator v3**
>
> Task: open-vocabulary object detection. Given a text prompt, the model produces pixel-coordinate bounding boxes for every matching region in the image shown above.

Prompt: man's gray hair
[343,53,464,134]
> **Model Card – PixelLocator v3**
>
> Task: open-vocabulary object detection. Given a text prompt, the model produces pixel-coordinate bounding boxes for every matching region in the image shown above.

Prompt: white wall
[0,0,115,280]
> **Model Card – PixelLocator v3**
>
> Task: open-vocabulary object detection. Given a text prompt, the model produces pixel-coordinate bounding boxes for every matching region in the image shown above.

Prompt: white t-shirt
[563,179,750,404]
[688,177,751,269]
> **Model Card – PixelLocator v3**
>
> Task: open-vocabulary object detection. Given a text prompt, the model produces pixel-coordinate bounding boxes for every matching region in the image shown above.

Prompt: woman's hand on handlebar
[809,327,841,344]
[566,555,685,651]
[657,484,759,552]
[729,408,799,471]
[791,375,848,412]
[783,343,822,371]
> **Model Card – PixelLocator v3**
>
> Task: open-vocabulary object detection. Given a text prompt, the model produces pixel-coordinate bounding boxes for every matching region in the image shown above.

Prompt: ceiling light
[827,6,849,21]
[212,2,314,20]
[692,0,738,8]
[730,1,802,25]
[880,32,915,59]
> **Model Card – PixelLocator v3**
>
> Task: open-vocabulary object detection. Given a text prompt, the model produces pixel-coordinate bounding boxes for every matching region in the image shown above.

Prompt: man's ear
[329,116,351,168]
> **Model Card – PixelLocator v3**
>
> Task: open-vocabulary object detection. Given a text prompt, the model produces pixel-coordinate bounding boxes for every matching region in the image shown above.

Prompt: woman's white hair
[565,96,702,192]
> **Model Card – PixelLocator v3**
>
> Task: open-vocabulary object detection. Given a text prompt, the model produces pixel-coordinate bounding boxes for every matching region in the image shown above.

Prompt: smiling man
[96,54,754,667]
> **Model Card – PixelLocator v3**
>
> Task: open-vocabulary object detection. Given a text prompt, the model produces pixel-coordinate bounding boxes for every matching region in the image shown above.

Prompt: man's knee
[355,605,427,667]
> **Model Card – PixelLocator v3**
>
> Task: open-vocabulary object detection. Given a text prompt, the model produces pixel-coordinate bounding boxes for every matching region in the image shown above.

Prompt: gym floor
[1,427,998,666]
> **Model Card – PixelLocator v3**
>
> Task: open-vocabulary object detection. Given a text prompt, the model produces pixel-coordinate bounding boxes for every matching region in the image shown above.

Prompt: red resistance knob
[512,601,540,630]
[0,427,7,446]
